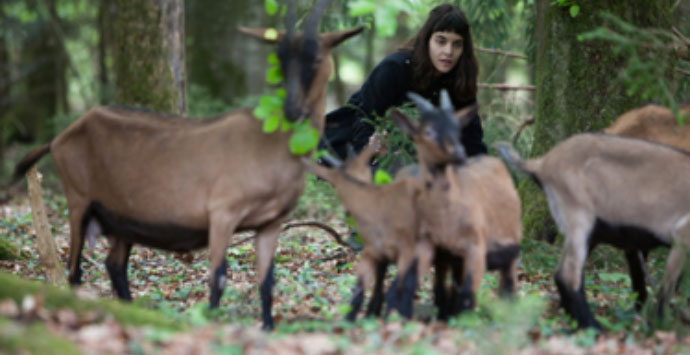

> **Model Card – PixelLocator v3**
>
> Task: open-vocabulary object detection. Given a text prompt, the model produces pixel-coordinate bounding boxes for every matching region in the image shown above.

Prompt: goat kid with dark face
[496,134,690,330]
[301,138,434,321]
[392,91,522,320]
[12,0,362,330]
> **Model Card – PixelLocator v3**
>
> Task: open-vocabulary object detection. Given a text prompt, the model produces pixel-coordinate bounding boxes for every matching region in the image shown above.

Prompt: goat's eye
[424,126,437,140]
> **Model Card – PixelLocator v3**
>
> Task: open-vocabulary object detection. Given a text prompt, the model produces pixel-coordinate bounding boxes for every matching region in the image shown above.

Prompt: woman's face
[428,31,463,74]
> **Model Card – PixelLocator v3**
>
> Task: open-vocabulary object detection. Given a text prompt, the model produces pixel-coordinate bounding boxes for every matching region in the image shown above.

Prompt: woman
[321,3,487,160]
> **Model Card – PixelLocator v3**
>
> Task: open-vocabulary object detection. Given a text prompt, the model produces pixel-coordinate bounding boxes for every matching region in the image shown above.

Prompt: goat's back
[420,156,521,254]
[329,174,422,259]
[532,133,690,236]
[604,104,690,151]
[50,106,303,230]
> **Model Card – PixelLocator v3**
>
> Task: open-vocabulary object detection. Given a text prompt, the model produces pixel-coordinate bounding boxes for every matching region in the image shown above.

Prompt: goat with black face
[12,0,362,330]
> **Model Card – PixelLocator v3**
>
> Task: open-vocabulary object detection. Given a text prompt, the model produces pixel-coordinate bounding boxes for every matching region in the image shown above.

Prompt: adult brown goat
[392,92,522,320]
[497,134,690,329]
[604,102,690,151]
[12,0,362,330]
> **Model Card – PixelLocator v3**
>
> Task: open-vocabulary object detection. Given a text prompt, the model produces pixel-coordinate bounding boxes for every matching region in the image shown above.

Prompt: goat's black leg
[365,261,388,317]
[384,277,400,317]
[433,253,450,321]
[555,272,599,329]
[396,259,418,319]
[259,261,275,328]
[448,256,467,317]
[210,258,228,308]
[254,221,282,331]
[105,238,133,301]
[450,274,475,317]
[498,256,519,298]
[347,278,366,322]
[625,249,648,310]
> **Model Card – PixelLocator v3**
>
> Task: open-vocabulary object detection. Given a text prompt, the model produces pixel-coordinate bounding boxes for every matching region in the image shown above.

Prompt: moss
[517,179,556,242]
[0,317,81,355]
[0,272,186,331]
[113,0,180,114]
[525,0,673,239]
[0,239,21,261]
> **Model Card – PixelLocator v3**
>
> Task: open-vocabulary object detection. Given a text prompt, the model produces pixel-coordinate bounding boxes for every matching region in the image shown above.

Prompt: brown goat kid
[604,103,690,151]
[302,140,433,321]
[392,92,522,320]
[12,0,362,330]
[497,134,690,329]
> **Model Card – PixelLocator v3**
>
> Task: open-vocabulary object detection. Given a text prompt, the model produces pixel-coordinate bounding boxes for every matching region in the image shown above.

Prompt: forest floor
[2,182,690,354]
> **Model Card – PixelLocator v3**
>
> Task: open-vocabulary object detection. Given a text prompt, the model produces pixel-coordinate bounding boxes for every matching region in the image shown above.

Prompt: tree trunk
[15,14,64,142]
[112,0,185,114]
[186,0,270,106]
[521,1,673,240]
[0,15,8,178]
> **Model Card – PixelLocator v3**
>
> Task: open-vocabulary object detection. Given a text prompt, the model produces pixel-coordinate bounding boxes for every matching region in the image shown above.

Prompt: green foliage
[551,0,580,18]
[579,12,682,123]
[347,0,422,37]
[0,317,81,355]
[0,272,185,330]
[373,169,392,185]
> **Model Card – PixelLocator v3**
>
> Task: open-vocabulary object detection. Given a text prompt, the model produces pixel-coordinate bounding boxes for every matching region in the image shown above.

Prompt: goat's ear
[237,27,285,44]
[322,27,364,49]
[390,109,417,135]
[455,104,478,128]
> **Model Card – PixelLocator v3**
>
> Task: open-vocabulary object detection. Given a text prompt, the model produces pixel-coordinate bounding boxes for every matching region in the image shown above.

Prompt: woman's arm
[461,111,488,156]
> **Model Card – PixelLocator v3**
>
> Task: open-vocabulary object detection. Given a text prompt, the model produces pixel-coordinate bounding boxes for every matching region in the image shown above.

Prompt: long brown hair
[403,4,478,106]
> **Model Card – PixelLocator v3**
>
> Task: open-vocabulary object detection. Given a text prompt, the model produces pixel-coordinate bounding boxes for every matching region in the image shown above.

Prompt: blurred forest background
[0,0,689,239]
[0,1,689,352]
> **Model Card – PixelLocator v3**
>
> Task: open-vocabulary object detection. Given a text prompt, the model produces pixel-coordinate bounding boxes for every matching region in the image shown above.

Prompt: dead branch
[226,221,353,251]
[678,68,690,76]
[478,83,536,91]
[512,116,535,145]
[475,46,528,60]
[26,167,67,286]
[283,221,352,250]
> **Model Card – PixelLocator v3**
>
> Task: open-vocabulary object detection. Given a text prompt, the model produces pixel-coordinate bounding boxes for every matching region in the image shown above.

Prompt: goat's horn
[321,153,343,168]
[285,0,296,40]
[407,92,435,114]
[304,0,331,40]
[440,89,454,113]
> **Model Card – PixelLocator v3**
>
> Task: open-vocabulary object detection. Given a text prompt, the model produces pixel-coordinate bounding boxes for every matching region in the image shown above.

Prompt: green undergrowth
[0,316,81,355]
[0,272,186,331]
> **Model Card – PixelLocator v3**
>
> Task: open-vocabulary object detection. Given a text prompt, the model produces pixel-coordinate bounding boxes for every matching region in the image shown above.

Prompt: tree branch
[478,83,535,91]
[672,27,690,61]
[677,68,690,76]
[475,46,528,60]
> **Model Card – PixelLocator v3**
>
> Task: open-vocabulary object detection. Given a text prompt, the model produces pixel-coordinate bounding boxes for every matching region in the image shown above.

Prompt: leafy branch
[579,12,684,122]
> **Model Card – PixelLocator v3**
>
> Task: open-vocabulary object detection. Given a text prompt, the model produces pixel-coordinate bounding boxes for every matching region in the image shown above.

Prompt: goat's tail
[495,142,527,173]
[12,143,51,183]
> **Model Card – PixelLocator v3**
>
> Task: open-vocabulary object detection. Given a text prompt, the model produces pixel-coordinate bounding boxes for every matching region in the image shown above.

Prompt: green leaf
[280,119,292,132]
[264,0,279,15]
[267,52,279,66]
[348,0,376,17]
[259,94,282,109]
[375,7,398,37]
[289,124,320,155]
[569,5,580,18]
[374,169,392,185]
[266,66,283,84]
[252,105,271,120]
[263,114,281,133]
[264,28,279,41]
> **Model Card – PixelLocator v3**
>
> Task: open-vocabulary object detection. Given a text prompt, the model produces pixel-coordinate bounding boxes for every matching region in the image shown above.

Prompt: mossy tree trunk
[521,1,673,240]
[112,0,185,114]
[186,0,270,107]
